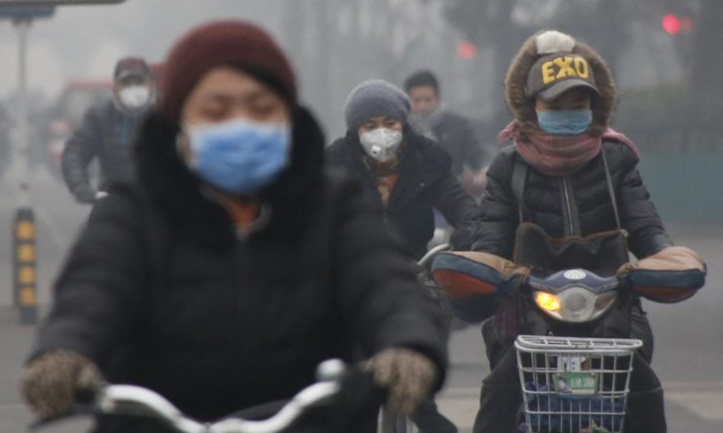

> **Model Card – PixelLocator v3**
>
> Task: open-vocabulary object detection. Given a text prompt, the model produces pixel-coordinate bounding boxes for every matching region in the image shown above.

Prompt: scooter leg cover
[626,353,666,433]
[626,387,667,433]
[472,347,522,433]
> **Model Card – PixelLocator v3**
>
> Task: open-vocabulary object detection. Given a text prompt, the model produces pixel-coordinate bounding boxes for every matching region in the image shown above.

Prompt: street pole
[13,18,38,325]
[17,18,29,205]
[1,0,124,327]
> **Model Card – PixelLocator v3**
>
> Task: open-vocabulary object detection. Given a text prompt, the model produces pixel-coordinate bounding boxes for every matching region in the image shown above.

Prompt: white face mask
[359,128,403,162]
[118,85,151,110]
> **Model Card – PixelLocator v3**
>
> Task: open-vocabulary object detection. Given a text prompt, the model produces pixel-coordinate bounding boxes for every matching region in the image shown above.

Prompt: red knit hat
[159,20,297,124]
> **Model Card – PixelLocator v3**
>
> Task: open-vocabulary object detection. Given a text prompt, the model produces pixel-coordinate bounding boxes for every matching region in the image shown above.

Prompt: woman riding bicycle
[20,21,449,433]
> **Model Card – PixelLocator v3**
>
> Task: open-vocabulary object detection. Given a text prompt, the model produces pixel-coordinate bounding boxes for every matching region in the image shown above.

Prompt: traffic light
[661,13,694,35]
[457,40,478,60]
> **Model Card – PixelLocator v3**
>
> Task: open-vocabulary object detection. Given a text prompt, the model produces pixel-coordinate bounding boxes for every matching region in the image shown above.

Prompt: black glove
[20,349,102,419]
[72,185,96,204]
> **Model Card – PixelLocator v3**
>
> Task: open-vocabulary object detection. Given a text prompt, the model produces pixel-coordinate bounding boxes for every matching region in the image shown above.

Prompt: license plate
[553,372,599,395]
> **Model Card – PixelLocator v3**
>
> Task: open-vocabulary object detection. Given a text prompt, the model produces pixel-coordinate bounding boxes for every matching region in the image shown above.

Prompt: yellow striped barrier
[14,207,37,325]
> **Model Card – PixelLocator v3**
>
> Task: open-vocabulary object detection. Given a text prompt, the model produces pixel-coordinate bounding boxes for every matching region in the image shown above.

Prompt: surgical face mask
[536,109,593,136]
[185,118,292,195]
[359,128,403,162]
[118,85,151,110]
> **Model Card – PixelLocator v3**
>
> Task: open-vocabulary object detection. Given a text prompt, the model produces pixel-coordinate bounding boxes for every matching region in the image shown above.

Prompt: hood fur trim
[505,30,617,137]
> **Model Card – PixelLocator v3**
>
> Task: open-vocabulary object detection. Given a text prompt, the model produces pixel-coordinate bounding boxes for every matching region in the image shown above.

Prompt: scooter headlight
[559,287,596,323]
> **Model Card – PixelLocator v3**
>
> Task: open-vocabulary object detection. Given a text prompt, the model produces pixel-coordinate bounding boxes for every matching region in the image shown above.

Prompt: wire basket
[515,335,643,433]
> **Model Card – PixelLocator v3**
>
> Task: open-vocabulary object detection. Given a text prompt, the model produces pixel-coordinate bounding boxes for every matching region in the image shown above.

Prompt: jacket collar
[133,107,326,249]
[342,128,442,212]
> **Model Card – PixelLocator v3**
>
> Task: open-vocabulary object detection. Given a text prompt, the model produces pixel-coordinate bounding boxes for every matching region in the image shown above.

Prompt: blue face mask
[185,118,292,195]
[536,109,593,136]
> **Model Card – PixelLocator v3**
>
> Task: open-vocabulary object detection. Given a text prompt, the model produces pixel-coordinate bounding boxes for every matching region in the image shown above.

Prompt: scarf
[498,122,640,176]
[363,157,399,206]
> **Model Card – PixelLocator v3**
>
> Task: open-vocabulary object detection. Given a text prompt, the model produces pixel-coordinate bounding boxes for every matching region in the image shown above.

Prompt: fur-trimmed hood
[505,30,617,137]
[132,106,325,249]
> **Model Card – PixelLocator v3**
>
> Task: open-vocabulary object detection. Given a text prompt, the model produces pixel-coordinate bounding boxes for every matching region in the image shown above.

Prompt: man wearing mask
[62,57,155,204]
[405,70,489,197]
[327,79,479,262]
[327,79,480,433]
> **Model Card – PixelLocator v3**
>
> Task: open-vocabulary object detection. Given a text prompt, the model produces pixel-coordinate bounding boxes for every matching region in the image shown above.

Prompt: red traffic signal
[457,40,478,60]
[662,13,694,35]
[662,14,680,35]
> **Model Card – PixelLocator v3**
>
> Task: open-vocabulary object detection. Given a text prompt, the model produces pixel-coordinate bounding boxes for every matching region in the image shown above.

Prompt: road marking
[666,390,723,421]
[663,380,723,421]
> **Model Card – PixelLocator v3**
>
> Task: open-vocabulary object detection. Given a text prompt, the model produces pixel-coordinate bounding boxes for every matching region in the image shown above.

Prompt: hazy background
[0,0,709,222]
[0,2,282,99]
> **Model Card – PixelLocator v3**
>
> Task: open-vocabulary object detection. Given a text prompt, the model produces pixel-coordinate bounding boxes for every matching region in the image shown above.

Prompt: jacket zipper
[561,176,576,236]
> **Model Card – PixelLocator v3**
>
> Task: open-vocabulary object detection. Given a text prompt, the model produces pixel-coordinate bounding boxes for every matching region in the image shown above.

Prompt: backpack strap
[600,148,623,231]
[511,156,528,224]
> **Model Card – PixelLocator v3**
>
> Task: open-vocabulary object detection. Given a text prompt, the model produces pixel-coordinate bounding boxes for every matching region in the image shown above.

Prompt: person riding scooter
[449,30,705,433]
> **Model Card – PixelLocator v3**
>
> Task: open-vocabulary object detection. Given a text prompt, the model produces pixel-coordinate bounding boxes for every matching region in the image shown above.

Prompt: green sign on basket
[553,372,598,395]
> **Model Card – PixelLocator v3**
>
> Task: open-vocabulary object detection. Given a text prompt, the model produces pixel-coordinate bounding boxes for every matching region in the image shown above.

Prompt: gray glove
[364,348,438,415]
[72,185,96,204]
[20,349,102,419]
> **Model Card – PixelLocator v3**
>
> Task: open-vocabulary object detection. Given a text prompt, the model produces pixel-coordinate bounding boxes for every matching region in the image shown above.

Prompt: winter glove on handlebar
[363,348,437,416]
[20,349,103,419]
[617,246,706,303]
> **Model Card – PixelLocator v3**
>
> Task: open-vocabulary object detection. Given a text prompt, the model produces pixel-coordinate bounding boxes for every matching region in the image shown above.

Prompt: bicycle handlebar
[33,360,347,433]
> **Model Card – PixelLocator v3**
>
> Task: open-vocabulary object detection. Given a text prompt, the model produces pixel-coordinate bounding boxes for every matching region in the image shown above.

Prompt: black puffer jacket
[326,129,480,260]
[62,100,147,197]
[32,109,448,431]
[472,141,672,260]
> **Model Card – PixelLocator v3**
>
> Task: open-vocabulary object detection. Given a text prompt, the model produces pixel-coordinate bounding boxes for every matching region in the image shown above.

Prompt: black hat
[159,20,297,124]
[114,57,151,81]
[526,53,599,102]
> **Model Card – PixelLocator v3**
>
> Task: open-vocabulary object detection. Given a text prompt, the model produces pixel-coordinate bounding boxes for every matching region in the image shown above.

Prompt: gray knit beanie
[344,79,411,131]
